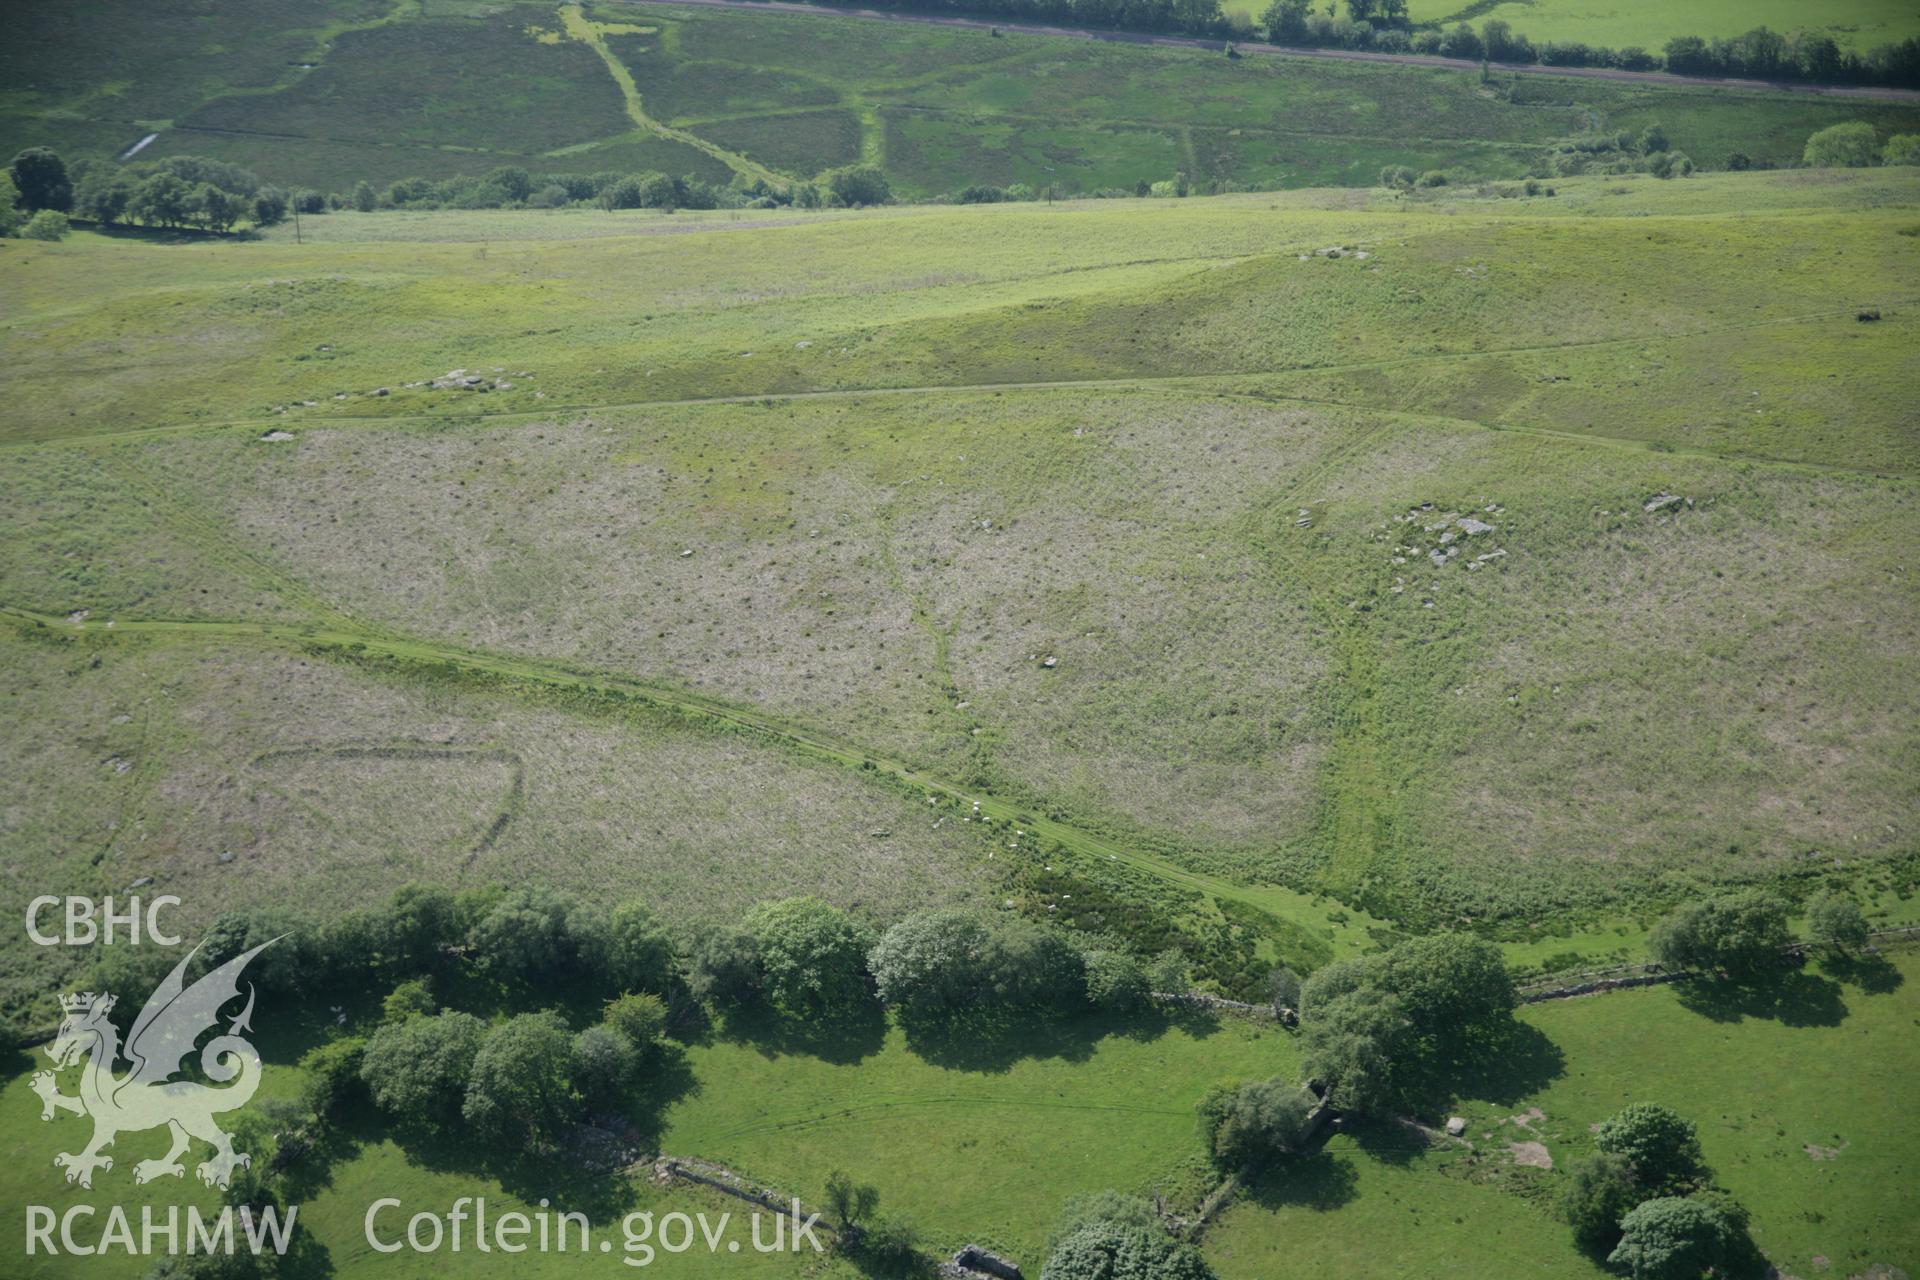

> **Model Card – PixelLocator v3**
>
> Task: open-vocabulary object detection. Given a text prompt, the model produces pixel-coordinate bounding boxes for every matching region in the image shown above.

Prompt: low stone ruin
[947,1244,1023,1279]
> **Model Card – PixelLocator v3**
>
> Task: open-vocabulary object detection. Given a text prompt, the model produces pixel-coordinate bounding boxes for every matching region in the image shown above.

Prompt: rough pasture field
[1401,0,1920,54]
[3,170,1916,1005]
[8,0,1920,194]
[0,630,996,1017]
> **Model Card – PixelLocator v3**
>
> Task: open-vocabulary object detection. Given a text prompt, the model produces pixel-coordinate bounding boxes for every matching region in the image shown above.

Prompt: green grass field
[1207,949,1920,1279]
[3,949,1910,1277]
[1403,0,1920,54]
[662,1012,1286,1261]
[7,0,1920,196]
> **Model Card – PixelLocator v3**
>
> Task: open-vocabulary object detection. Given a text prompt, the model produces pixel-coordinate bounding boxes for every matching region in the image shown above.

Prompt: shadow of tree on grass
[896,1001,1221,1074]
[1242,1151,1361,1212]
[1825,951,1904,996]
[1673,971,1848,1028]
[710,998,889,1066]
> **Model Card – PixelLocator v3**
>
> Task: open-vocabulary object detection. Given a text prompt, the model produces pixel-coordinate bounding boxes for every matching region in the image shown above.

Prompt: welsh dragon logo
[32,939,274,1190]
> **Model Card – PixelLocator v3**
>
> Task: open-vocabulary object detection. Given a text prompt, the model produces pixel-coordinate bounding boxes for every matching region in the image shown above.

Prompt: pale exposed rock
[1508,1141,1552,1168]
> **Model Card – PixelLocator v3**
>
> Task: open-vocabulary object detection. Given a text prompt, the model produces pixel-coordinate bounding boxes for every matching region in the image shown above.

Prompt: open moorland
[5,170,1918,1008]
[7,0,1920,197]
[4,0,1920,1268]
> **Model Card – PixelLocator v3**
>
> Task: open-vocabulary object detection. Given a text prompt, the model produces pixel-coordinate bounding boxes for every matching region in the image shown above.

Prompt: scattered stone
[1458,517,1495,535]
[130,876,153,889]
[679,548,694,557]
[1508,1141,1552,1169]
[1643,493,1683,513]
[372,387,390,397]
[67,610,90,624]
[1446,1117,1467,1137]
[568,1125,643,1173]
[950,1244,1023,1280]
[1041,655,1058,668]
[261,430,295,442]
[105,757,131,774]
[219,851,236,864]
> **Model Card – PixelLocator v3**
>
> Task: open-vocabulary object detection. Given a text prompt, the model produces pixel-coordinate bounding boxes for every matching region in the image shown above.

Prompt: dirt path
[637,0,1920,104]
[559,0,783,184]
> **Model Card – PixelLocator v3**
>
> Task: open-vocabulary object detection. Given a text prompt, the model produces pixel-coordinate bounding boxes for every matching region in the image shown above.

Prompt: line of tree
[6,148,295,234]
[4,148,901,241]
[70,885,1186,1126]
[12,117,1913,249]
[1258,4,1920,89]
[327,164,892,215]
[1649,885,1873,974]
[373,163,891,212]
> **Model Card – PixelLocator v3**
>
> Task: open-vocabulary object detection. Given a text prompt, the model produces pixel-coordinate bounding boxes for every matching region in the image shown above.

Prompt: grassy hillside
[3,19,1918,1263]
[0,628,1003,1013]
[6,0,1920,195]
[1402,0,1920,54]
[3,171,1915,993]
